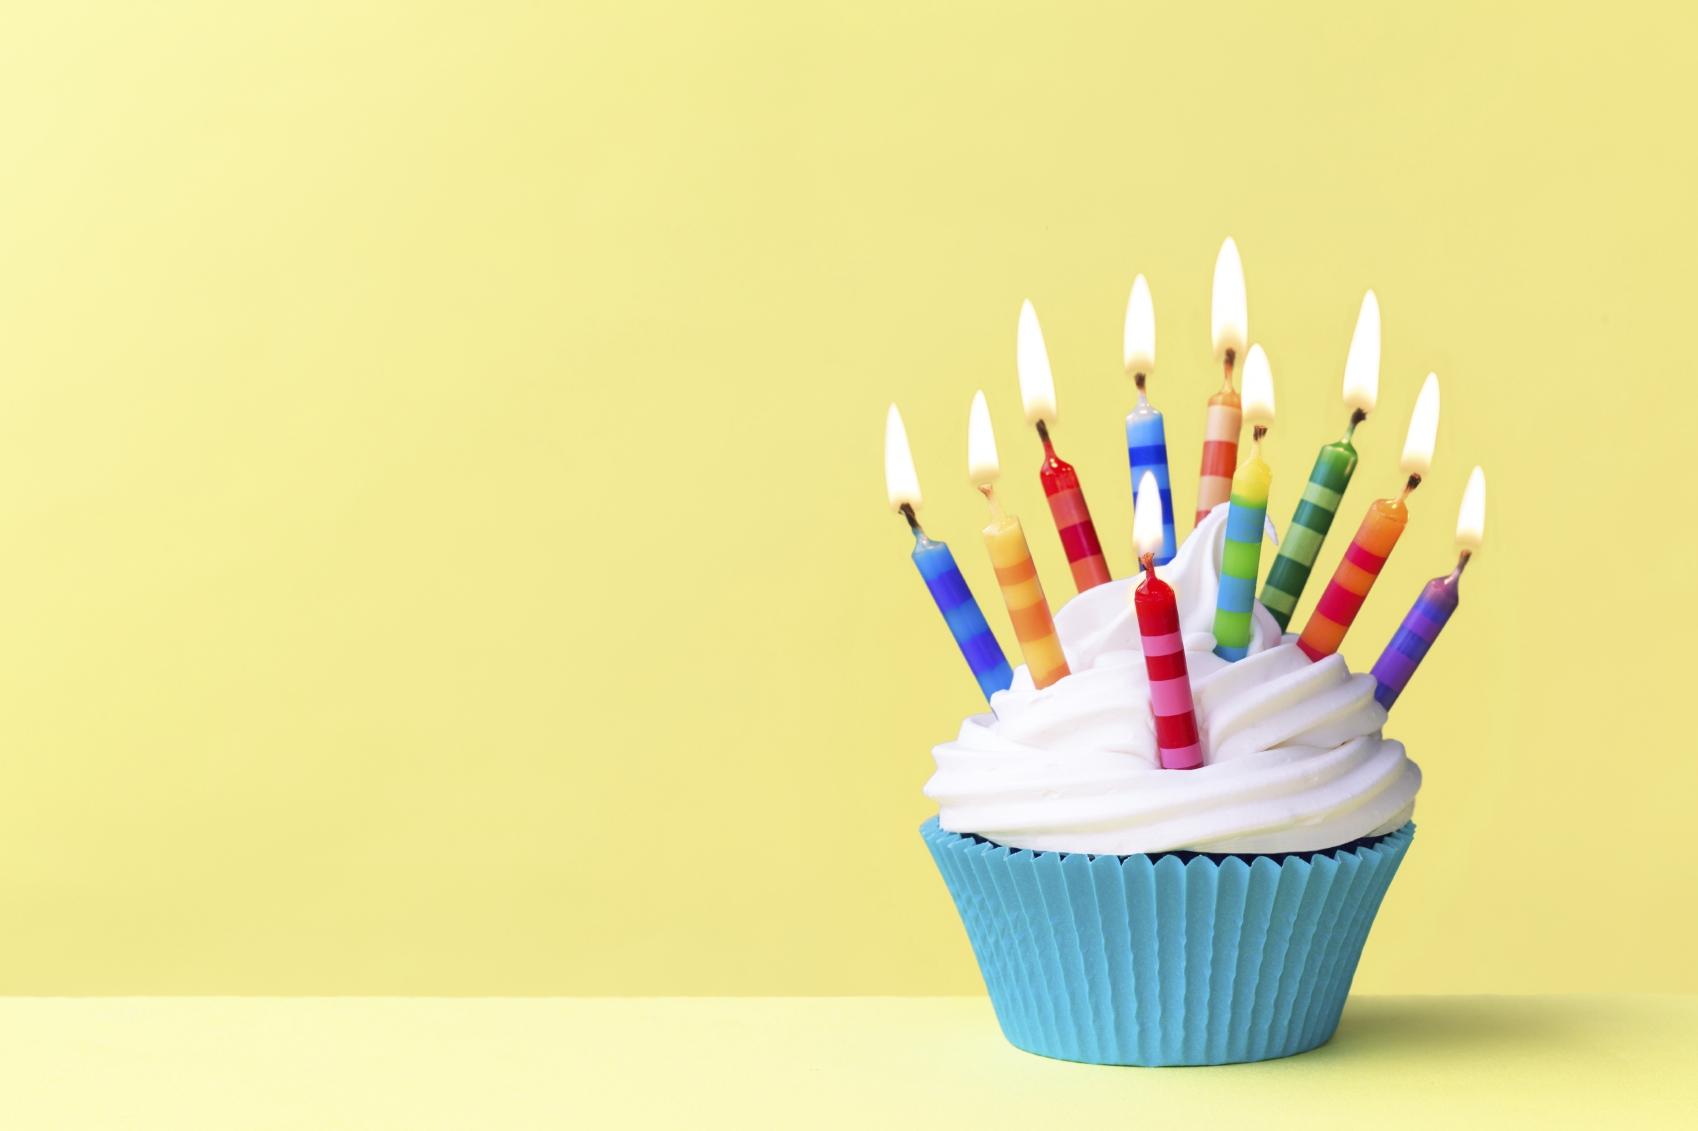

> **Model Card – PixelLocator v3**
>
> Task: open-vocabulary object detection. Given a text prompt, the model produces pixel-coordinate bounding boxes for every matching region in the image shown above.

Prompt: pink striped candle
[1132,472,1200,770]
[1135,554,1201,770]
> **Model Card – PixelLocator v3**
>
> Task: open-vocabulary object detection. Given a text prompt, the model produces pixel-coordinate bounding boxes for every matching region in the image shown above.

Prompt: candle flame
[1123,274,1155,375]
[967,390,1000,486]
[1134,471,1164,558]
[1455,465,1486,551]
[1400,373,1440,475]
[1016,300,1058,427]
[884,404,923,512]
[1241,344,1275,426]
[1211,237,1247,364]
[1342,290,1380,413]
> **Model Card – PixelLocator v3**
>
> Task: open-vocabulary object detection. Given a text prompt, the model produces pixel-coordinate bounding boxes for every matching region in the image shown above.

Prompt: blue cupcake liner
[922,816,1415,1066]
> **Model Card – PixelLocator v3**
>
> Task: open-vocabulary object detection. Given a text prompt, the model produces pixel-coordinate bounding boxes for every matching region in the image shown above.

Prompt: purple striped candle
[1370,553,1467,709]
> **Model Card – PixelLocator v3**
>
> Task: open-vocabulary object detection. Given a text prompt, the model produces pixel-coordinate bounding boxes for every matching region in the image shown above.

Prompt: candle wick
[1034,418,1058,461]
[1396,473,1422,504]
[1253,425,1268,443]
[979,483,1005,523]
[1134,372,1147,392]
[1221,351,1236,391]
[1139,551,1155,578]
[900,503,920,532]
[1344,407,1366,441]
[1455,549,1472,575]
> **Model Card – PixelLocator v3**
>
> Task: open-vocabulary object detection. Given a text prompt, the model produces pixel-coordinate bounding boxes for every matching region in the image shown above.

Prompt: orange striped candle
[1297,373,1442,661]
[1198,237,1247,526]
[982,503,1070,688]
[969,389,1071,689]
[1296,482,1413,661]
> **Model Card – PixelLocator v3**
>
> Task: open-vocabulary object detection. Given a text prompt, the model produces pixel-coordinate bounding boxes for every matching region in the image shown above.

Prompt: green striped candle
[1259,290,1380,632]
[1258,412,1363,631]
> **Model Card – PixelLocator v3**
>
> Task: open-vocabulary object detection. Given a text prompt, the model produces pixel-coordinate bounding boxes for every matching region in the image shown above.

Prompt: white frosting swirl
[923,505,1421,855]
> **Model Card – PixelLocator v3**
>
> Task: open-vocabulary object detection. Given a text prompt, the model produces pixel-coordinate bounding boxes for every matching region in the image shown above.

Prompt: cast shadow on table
[1317,996,1598,1061]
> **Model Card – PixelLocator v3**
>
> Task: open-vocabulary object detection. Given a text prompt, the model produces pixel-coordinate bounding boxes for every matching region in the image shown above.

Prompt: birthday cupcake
[891,243,1484,1066]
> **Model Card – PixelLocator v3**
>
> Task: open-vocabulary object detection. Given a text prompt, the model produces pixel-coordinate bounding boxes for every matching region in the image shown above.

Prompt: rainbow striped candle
[885,405,1013,700]
[970,390,1071,690]
[1133,473,1200,769]
[1297,374,1441,662]
[1197,238,1247,526]
[1018,301,1111,593]
[1263,292,1381,631]
[1212,345,1275,662]
[1371,466,1486,709]
[1123,275,1176,564]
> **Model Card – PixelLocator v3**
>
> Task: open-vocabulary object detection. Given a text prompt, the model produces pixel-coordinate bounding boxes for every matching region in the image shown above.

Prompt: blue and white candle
[1123,275,1176,564]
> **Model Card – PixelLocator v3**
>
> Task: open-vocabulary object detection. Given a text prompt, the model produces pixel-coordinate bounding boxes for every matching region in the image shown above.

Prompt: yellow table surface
[0,996,1690,1129]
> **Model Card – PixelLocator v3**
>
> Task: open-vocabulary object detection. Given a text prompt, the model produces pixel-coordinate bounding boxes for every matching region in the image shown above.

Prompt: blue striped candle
[911,521,1014,700]
[1126,382,1176,565]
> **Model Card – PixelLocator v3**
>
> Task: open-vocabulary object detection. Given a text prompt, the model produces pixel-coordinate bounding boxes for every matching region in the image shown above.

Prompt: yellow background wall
[0,1,1691,994]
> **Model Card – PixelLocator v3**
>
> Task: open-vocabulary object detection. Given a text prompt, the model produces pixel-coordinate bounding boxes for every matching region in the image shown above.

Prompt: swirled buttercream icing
[923,505,1420,855]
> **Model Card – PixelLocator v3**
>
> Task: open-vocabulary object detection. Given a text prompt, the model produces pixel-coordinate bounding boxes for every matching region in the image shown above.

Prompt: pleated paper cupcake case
[922,816,1414,1066]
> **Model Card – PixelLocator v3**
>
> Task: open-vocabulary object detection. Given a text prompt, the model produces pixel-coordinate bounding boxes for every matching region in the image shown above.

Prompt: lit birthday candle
[1371,466,1486,709]
[1196,237,1247,525]
[1133,473,1202,769]
[1260,291,1380,630]
[1123,275,1176,564]
[1018,301,1112,593]
[885,405,1015,701]
[1212,344,1276,661]
[969,390,1071,689]
[1297,373,1441,662]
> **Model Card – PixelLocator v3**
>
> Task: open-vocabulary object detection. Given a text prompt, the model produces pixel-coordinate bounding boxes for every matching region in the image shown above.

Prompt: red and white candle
[1196,237,1247,525]
[1132,472,1202,770]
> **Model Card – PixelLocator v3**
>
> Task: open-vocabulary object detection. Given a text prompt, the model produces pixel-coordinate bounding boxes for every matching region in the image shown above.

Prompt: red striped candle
[1017,300,1111,593]
[1037,421,1111,593]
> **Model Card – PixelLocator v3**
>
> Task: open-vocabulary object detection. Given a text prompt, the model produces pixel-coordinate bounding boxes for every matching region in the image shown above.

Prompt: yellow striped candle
[969,390,1070,689]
